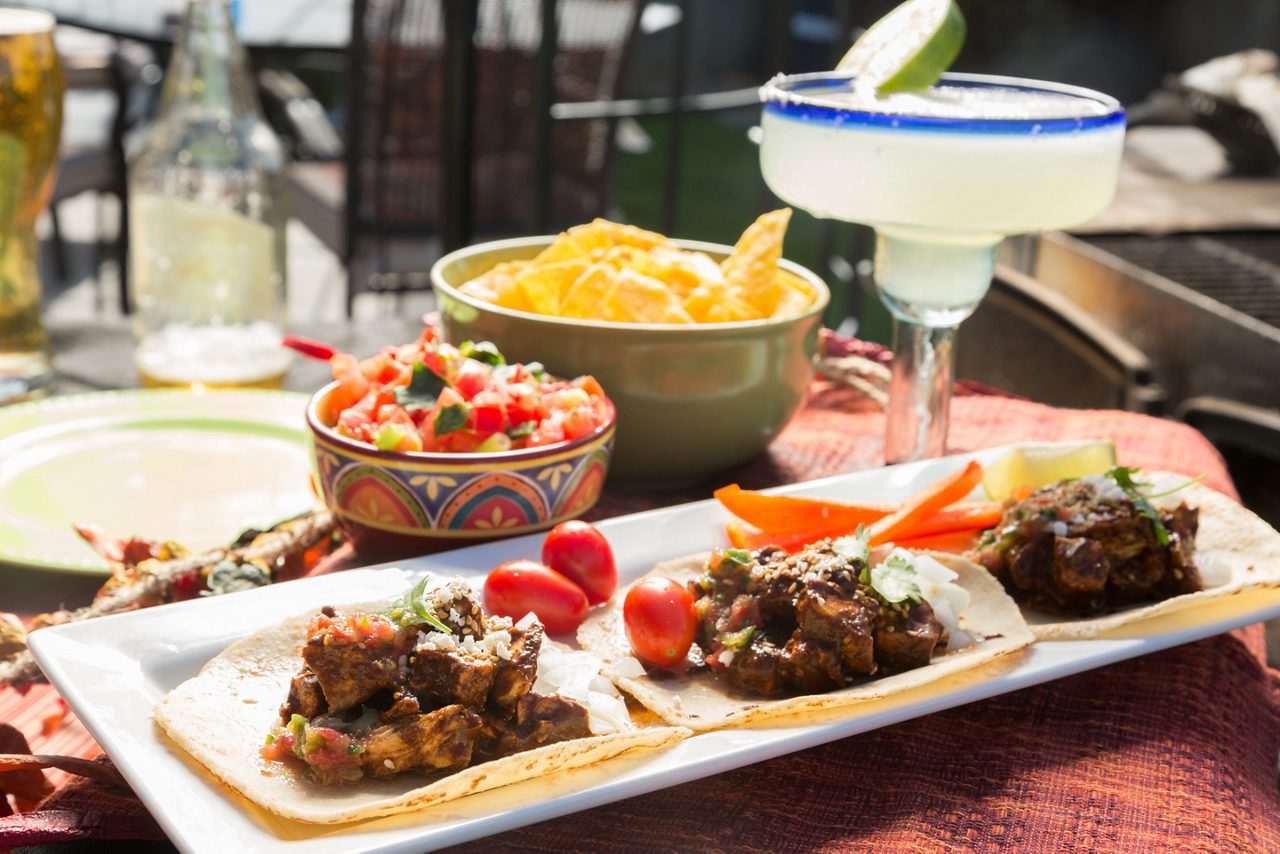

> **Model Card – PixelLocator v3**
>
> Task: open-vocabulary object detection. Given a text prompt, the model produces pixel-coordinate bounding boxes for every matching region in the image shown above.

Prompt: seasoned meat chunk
[410,647,497,709]
[514,693,591,746]
[874,600,941,672]
[489,624,543,709]
[727,641,785,696]
[1050,536,1107,611]
[974,476,1204,615]
[424,581,487,638]
[795,578,878,674]
[302,634,401,713]
[360,704,481,777]
[280,669,326,721]
[779,634,846,692]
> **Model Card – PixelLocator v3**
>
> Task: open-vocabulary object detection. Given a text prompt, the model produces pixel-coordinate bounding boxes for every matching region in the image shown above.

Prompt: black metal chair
[288,0,641,316]
[957,264,1168,413]
[49,28,158,313]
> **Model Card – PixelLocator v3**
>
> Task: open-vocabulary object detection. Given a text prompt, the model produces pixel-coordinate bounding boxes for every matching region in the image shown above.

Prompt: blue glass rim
[761,71,1125,135]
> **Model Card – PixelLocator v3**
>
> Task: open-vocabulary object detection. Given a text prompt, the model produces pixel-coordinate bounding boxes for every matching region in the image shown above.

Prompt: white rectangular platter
[30,445,1280,854]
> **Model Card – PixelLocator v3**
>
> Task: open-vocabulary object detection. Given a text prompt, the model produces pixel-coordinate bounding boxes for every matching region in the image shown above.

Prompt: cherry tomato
[541,520,617,605]
[484,559,589,635]
[623,577,697,669]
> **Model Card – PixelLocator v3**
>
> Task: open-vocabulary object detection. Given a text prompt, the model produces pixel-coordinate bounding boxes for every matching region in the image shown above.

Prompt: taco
[971,471,1280,639]
[577,537,1034,731]
[153,576,687,825]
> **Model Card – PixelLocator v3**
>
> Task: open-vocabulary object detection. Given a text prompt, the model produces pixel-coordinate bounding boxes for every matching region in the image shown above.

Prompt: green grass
[612,113,892,343]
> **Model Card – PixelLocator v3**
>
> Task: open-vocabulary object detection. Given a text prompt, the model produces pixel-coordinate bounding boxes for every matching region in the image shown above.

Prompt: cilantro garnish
[870,555,922,604]
[507,421,535,439]
[394,361,448,410]
[1104,466,1202,547]
[379,577,452,634]
[722,548,753,566]
[434,404,468,436]
[459,340,505,367]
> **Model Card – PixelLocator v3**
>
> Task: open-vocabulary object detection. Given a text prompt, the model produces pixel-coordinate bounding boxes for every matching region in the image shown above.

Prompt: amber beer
[0,9,61,402]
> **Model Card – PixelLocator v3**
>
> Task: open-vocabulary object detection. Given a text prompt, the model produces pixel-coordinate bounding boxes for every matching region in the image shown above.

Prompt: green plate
[0,389,316,575]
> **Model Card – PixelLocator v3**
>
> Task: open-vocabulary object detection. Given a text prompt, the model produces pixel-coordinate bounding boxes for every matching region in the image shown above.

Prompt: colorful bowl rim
[430,234,831,333]
[307,381,617,465]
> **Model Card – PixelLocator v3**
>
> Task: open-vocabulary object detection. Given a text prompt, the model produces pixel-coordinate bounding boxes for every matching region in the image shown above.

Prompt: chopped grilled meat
[302,631,403,713]
[424,581,486,638]
[280,669,326,721]
[360,704,481,777]
[266,579,601,788]
[514,693,591,746]
[384,693,420,718]
[1050,536,1108,611]
[692,542,944,697]
[727,641,785,696]
[974,476,1202,615]
[794,578,878,674]
[410,647,497,709]
[874,600,942,672]
[489,624,543,709]
[778,634,846,692]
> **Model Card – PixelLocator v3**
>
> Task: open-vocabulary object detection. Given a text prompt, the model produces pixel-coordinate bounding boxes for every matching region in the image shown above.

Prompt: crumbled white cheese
[1081,473,1126,502]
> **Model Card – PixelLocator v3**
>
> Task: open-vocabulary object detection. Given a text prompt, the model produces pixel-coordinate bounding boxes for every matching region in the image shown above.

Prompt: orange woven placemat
[3,384,1276,851]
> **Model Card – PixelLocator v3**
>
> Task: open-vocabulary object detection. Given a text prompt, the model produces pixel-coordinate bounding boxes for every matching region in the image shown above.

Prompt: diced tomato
[453,360,489,400]
[325,327,613,456]
[562,405,597,440]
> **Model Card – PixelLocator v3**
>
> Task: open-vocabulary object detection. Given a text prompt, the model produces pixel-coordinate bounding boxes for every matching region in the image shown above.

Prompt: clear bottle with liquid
[129,0,290,388]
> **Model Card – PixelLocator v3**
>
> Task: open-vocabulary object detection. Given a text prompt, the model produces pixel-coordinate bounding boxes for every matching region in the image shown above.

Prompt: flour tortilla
[1022,478,1280,640]
[577,552,1034,731]
[153,605,688,825]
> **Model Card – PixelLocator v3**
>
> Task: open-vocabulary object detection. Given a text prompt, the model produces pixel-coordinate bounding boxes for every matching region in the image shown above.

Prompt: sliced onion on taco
[578,534,1034,731]
[153,576,688,825]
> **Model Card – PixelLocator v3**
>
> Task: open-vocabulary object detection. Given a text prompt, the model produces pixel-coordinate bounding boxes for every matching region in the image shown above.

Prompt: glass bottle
[129,0,289,389]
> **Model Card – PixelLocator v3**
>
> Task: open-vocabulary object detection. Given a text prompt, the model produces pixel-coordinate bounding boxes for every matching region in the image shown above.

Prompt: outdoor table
[2,315,1278,851]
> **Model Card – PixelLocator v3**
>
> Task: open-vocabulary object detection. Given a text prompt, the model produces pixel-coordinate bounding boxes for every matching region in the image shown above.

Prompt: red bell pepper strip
[892,529,984,554]
[868,461,985,547]
[714,484,892,533]
[724,502,1000,554]
[283,334,338,361]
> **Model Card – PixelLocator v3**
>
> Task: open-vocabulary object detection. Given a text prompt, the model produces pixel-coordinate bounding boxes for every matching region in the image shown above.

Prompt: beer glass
[0,9,62,403]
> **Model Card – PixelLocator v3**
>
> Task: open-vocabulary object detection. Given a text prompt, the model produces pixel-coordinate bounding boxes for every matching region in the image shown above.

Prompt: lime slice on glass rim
[982,441,1117,501]
[837,0,967,95]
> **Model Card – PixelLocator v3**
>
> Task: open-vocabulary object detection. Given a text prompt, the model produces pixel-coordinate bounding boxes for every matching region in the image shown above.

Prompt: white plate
[0,389,316,574]
[30,445,1280,853]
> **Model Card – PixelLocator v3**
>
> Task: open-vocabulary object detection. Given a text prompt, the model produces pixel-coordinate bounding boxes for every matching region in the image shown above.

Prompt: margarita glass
[759,72,1125,462]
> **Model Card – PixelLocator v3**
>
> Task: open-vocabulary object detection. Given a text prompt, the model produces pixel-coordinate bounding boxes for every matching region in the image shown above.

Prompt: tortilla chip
[578,553,1034,731]
[1021,478,1280,640]
[533,234,590,265]
[720,208,791,295]
[606,269,681,324]
[154,605,688,825]
[516,259,588,316]
[577,219,666,250]
[561,262,619,320]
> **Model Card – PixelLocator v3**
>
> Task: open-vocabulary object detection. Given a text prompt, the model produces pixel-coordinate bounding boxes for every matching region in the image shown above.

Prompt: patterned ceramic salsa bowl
[307,381,616,560]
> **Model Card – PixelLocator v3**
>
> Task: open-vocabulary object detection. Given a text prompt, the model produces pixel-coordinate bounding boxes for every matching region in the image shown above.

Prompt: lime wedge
[982,441,1117,501]
[837,0,966,95]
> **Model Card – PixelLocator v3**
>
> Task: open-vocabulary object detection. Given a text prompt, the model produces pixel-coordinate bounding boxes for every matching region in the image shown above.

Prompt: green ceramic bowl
[431,236,829,484]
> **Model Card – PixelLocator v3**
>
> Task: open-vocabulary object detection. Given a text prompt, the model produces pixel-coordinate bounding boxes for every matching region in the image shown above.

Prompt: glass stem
[885,319,956,464]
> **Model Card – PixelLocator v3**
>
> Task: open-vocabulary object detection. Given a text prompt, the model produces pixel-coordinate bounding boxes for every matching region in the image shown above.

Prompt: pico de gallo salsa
[326,327,611,454]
